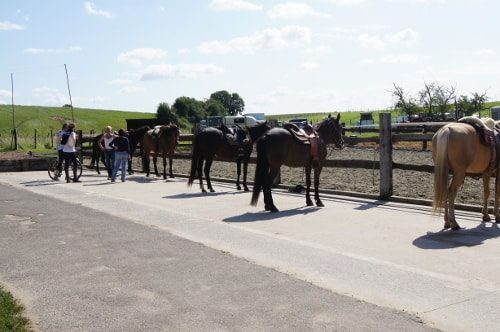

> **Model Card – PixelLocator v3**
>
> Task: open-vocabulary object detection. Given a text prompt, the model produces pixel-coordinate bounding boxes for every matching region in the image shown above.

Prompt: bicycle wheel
[48,159,61,180]
[73,159,83,180]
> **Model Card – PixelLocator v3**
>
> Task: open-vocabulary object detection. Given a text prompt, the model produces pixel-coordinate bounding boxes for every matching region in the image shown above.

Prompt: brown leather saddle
[283,123,319,160]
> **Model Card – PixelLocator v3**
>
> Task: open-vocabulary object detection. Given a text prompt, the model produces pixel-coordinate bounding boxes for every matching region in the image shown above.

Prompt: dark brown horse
[90,126,149,175]
[188,122,271,192]
[251,115,344,212]
[142,124,180,179]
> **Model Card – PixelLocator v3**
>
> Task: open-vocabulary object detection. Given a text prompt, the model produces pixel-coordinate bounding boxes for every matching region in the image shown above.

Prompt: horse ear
[336,113,340,121]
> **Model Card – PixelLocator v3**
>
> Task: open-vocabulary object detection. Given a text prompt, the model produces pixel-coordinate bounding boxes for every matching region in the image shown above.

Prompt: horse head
[247,122,271,143]
[316,114,344,148]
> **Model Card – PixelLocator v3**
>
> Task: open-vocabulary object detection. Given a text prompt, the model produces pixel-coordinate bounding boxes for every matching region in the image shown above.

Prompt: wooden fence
[78,114,447,199]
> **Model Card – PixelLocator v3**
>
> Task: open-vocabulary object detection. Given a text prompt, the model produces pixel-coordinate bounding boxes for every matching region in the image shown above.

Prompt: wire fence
[0,129,56,151]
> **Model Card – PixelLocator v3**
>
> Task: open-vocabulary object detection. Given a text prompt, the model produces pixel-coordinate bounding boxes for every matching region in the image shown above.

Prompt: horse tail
[251,137,268,206]
[188,134,200,186]
[432,127,450,214]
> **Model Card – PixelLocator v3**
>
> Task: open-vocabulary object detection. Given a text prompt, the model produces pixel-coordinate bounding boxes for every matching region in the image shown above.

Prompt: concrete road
[1,171,499,331]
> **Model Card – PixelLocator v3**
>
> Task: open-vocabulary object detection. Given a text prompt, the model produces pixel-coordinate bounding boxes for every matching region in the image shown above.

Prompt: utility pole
[11,73,17,150]
[64,64,75,123]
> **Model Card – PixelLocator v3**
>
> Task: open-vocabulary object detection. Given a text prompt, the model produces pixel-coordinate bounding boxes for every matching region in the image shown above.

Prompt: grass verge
[0,285,31,332]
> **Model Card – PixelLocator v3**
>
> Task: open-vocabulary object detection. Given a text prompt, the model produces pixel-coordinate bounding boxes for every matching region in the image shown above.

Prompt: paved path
[1,171,500,331]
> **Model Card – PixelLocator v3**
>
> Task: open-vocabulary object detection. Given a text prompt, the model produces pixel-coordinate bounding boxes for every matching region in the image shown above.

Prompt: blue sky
[1,0,499,115]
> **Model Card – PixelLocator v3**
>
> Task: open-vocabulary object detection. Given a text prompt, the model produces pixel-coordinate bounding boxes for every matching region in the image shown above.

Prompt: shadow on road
[413,222,500,249]
[164,189,246,199]
[224,207,320,223]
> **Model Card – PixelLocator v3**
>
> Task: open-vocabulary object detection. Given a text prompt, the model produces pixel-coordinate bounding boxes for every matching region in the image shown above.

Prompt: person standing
[55,123,68,175]
[99,126,116,179]
[62,123,80,183]
[109,129,130,182]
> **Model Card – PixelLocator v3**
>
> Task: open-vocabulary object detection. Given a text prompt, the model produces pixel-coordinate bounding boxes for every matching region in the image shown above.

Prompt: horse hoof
[237,186,242,190]
[210,189,215,193]
[306,200,314,206]
[244,187,249,192]
[451,226,461,231]
[316,201,324,207]
[202,189,207,193]
[483,216,491,222]
[270,207,279,213]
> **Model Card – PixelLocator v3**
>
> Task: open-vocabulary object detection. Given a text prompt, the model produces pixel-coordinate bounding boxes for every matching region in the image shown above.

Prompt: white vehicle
[223,115,258,128]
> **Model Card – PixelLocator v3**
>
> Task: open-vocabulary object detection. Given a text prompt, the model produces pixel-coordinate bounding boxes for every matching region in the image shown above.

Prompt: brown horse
[432,119,500,230]
[251,114,344,212]
[188,122,271,192]
[142,124,180,179]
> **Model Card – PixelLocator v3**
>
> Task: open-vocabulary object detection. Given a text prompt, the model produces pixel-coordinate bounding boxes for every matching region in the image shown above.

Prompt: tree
[204,99,226,117]
[419,82,456,120]
[391,83,419,117]
[209,90,245,116]
[470,91,488,117]
[172,96,206,123]
[156,102,178,123]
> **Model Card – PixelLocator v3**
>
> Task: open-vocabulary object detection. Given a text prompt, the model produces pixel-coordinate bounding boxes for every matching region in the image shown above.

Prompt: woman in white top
[62,123,80,183]
[99,126,116,179]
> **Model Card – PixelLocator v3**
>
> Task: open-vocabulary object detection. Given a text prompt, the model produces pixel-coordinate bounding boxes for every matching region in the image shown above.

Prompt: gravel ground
[128,145,490,207]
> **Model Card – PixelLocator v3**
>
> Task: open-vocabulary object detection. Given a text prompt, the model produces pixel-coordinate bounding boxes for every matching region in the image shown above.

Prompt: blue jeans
[104,149,115,178]
[112,151,128,182]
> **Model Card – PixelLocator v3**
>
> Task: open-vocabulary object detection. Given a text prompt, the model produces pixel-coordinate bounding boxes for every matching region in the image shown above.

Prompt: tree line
[392,82,489,121]
[155,90,245,126]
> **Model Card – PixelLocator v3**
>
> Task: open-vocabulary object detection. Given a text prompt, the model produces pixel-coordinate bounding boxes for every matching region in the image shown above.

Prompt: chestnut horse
[251,114,344,212]
[188,122,271,192]
[432,117,500,229]
[142,124,180,179]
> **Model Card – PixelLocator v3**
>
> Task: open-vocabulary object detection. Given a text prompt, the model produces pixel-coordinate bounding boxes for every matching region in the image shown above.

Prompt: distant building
[491,106,500,120]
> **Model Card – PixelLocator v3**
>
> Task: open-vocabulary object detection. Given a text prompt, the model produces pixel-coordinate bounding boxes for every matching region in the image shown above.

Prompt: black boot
[65,170,71,183]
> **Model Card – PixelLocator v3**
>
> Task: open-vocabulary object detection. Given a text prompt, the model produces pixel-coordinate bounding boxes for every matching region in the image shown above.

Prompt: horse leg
[305,165,313,206]
[494,167,500,222]
[153,154,160,177]
[162,156,167,180]
[314,165,324,207]
[205,158,215,192]
[482,174,491,222]
[447,172,465,230]
[197,158,206,193]
[264,167,279,212]
[236,158,242,191]
[95,154,101,175]
[242,156,249,192]
[169,155,174,178]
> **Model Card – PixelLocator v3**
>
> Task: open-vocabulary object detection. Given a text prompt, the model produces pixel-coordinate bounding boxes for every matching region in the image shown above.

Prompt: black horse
[251,115,344,212]
[90,125,149,175]
[188,122,271,192]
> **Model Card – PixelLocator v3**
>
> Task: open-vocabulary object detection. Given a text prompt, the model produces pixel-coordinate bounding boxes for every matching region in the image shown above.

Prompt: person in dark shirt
[109,129,130,182]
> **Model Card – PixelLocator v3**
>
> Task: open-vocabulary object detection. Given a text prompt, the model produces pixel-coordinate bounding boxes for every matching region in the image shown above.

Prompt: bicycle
[48,157,83,181]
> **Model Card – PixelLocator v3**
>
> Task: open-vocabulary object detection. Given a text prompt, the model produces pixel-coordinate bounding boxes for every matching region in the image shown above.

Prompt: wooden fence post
[34,129,37,149]
[379,113,393,199]
[77,130,83,163]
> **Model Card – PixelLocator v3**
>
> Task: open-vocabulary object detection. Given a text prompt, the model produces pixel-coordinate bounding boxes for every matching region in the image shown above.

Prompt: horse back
[264,128,312,167]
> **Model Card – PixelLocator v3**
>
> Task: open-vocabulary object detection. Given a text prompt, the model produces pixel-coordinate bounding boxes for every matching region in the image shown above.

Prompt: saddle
[458,116,500,174]
[283,123,319,161]
[220,124,248,147]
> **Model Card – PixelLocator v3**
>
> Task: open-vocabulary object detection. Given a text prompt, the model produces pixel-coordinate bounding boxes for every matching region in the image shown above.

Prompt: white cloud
[118,86,146,94]
[358,34,386,51]
[327,0,367,6]
[359,59,377,65]
[386,0,447,4]
[32,87,67,105]
[140,64,224,80]
[0,89,11,98]
[24,46,82,54]
[117,48,168,66]
[476,49,496,56]
[386,28,418,44]
[84,2,112,19]
[381,53,429,64]
[209,0,263,11]
[0,21,24,30]
[199,25,311,54]
[303,45,331,54]
[300,62,320,70]
[267,2,330,19]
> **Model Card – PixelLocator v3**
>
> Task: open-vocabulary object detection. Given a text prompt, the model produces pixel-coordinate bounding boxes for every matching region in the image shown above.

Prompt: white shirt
[62,132,77,153]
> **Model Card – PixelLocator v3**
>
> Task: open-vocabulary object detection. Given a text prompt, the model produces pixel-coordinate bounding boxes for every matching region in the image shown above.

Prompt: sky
[0,0,499,115]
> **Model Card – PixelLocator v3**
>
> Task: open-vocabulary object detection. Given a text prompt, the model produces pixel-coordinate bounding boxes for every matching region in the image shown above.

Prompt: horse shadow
[20,180,62,187]
[164,190,246,199]
[413,222,500,249]
[224,206,321,223]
